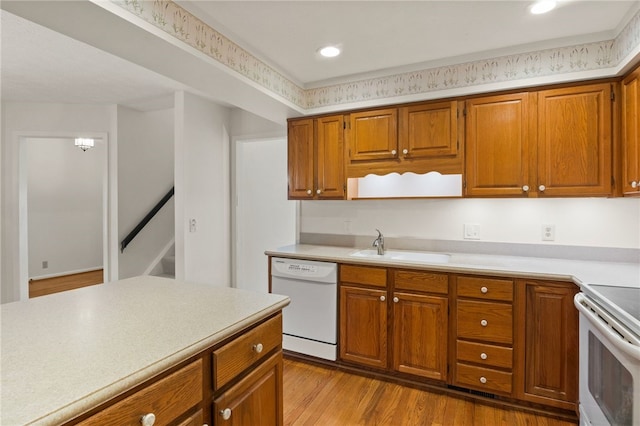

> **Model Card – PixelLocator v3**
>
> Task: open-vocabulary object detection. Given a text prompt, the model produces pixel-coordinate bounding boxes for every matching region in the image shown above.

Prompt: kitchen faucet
[372,229,385,255]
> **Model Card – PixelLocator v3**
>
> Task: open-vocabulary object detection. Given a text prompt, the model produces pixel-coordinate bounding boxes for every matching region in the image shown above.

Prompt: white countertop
[0,276,289,426]
[266,244,640,288]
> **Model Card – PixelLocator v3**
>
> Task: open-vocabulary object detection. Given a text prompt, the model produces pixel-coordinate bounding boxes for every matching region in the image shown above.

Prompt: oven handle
[574,293,640,360]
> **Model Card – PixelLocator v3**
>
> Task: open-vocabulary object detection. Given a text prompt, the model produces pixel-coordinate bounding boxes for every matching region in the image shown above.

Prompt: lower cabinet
[72,314,284,426]
[213,352,283,426]
[338,263,579,415]
[339,265,449,381]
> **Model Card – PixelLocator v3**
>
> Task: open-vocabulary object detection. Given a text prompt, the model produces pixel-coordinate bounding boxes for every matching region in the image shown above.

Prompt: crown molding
[110,0,640,114]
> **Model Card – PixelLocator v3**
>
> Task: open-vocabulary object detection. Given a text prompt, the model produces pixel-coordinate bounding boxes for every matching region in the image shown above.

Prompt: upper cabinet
[287,115,345,200]
[537,84,612,197]
[346,101,464,177]
[465,83,613,197]
[622,66,640,196]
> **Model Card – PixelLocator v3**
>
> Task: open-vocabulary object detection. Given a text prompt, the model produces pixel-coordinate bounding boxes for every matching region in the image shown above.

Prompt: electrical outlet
[542,224,555,241]
[463,223,481,240]
[42,260,48,269]
[189,218,197,233]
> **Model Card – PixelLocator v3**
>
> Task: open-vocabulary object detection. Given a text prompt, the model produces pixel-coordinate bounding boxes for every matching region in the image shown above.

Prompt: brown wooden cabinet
[465,92,532,197]
[622,66,640,195]
[515,280,578,411]
[537,83,612,196]
[339,265,449,381]
[465,83,613,197]
[348,108,398,162]
[213,352,283,426]
[452,275,515,396]
[287,115,345,200]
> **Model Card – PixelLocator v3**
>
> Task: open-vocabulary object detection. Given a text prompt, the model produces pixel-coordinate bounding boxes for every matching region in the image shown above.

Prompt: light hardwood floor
[283,359,577,426]
[29,269,104,298]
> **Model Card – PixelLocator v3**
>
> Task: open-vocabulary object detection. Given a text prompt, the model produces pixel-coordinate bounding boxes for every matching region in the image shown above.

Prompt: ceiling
[1,1,639,110]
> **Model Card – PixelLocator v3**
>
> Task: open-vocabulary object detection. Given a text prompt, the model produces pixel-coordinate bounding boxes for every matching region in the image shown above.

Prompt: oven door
[575,293,640,426]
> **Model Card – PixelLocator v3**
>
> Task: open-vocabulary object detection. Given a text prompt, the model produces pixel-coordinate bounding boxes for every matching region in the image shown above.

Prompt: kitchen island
[1,275,289,425]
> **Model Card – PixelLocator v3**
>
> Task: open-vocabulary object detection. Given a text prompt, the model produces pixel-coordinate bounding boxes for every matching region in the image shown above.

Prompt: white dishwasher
[271,257,337,361]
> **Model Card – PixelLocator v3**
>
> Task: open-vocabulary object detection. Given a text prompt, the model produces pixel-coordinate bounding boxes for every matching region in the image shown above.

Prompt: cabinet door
[520,280,578,411]
[316,115,345,199]
[339,285,388,369]
[622,68,640,195]
[465,93,532,196]
[392,292,447,381]
[537,84,612,196]
[399,101,458,160]
[348,109,398,161]
[214,352,283,426]
[287,119,314,199]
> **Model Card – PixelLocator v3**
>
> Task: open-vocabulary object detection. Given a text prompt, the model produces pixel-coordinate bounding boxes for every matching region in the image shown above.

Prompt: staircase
[148,242,175,279]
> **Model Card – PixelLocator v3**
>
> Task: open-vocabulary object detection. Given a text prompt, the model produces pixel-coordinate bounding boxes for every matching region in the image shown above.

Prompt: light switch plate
[463,223,481,240]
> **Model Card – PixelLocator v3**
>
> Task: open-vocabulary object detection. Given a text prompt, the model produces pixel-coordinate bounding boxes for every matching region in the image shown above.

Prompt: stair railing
[121,186,174,253]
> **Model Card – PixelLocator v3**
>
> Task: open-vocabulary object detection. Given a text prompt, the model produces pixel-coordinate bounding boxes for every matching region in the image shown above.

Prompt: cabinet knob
[316,189,322,194]
[253,343,264,353]
[480,319,488,327]
[480,286,488,294]
[480,352,488,360]
[380,295,386,302]
[632,181,638,188]
[479,376,487,384]
[306,189,312,195]
[522,185,529,192]
[140,413,156,426]
[402,149,409,155]
[220,408,232,420]
[393,296,399,303]
[538,184,546,192]
[391,149,397,155]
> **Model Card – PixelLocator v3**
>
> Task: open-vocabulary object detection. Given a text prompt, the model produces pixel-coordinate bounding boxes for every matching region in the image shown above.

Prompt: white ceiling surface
[1,1,639,110]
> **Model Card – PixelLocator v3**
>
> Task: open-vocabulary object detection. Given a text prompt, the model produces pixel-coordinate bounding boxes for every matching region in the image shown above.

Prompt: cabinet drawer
[456,340,513,369]
[394,270,448,294]
[457,300,512,344]
[78,359,203,425]
[455,363,512,395]
[456,276,513,301]
[213,314,282,390]
[341,264,387,288]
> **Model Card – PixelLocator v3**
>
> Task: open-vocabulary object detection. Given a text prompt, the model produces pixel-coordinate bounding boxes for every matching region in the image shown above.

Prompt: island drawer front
[456,276,514,301]
[455,363,513,395]
[340,264,387,288]
[456,340,513,369]
[393,270,448,294]
[78,359,203,426]
[456,300,513,344]
[213,314,282,390]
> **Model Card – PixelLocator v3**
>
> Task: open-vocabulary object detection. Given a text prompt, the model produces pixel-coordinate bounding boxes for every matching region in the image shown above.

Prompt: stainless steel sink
[350,249,450,263]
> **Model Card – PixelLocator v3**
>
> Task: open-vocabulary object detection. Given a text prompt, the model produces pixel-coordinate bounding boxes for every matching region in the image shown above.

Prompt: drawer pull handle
[306,189,312,195]
[480,286,488,294]
[480,376,487,384]
[480,352,488,360]
[220,408,232,420]
[253,343,264,353]
[380,295,386,302]
[539,184,546,192]
[632,181,638,188]
[391,149,397,156]
[480,319,488,327]
[393,296,399,303]
[140,413,156,426]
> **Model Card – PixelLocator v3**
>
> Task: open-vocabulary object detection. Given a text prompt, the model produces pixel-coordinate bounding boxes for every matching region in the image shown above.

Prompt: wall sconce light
[74,138,95,151]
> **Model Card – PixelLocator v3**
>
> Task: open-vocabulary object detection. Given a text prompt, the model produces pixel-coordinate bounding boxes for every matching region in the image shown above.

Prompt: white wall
[301,197,640,249]
[1,102,113,303]
[175,92,231,286]
[117,106,174,279]
[27,137,104,278]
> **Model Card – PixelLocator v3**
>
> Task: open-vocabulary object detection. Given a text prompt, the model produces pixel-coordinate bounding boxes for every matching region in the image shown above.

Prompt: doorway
[233,137,297,293]
[18,133,113,299]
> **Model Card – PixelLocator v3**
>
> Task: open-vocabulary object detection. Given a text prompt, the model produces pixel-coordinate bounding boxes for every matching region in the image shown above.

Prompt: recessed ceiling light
[530,0,557,14]
[319,46,341,58]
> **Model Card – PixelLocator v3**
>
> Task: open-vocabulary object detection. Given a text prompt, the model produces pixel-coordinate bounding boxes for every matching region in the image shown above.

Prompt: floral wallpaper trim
[113,0,640,111]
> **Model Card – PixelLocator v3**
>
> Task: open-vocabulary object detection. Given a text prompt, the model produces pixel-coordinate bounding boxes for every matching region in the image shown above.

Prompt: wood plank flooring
[283,359,577,426]
[29,269,104,298]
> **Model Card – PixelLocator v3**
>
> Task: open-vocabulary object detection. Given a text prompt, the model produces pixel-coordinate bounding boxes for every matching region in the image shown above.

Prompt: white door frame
[16,131,117,300]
